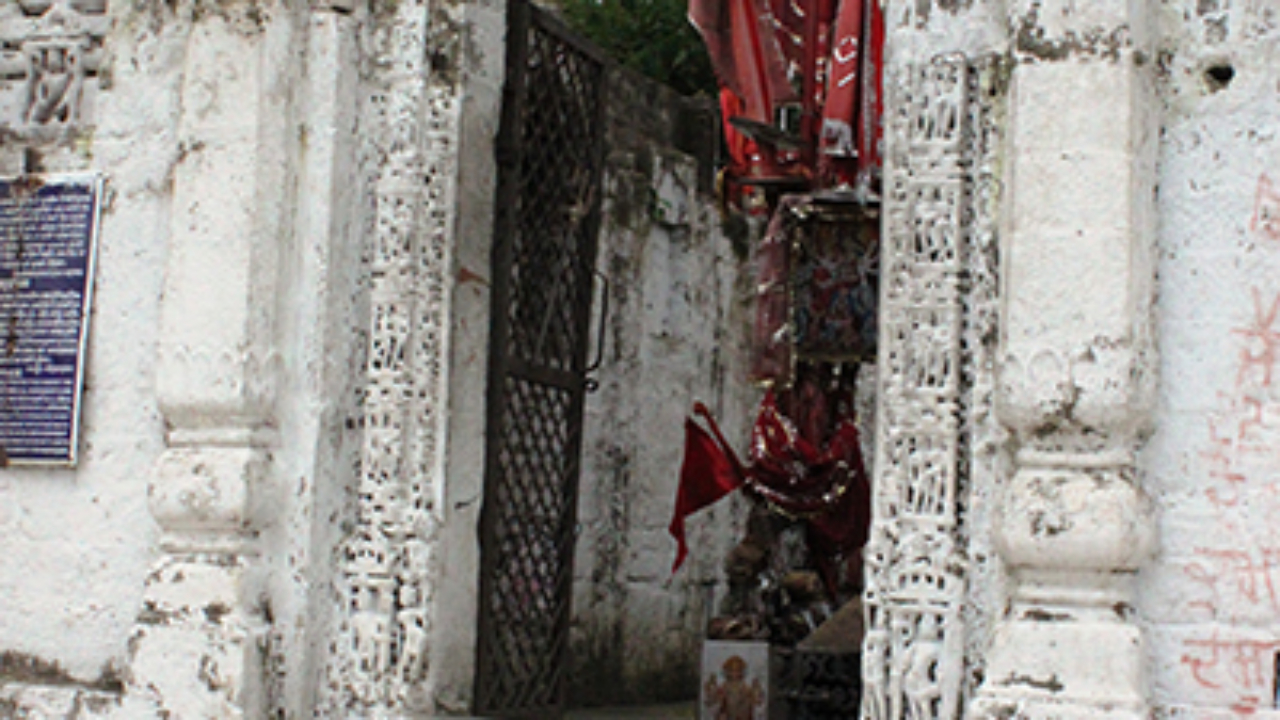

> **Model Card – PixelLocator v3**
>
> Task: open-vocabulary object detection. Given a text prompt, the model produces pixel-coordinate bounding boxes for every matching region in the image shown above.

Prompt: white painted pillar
[971,0,1159,715]
[126,4,302,716]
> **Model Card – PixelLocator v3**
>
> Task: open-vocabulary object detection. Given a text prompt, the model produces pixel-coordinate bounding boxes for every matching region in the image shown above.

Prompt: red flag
[669,404,746,573]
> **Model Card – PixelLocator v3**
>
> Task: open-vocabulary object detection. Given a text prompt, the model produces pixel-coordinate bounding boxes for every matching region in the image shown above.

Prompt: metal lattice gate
[474,1,607,717]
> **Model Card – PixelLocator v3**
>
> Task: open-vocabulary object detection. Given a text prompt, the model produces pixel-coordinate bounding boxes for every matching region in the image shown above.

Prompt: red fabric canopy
[689,0,797,125]
[690,0,884,192]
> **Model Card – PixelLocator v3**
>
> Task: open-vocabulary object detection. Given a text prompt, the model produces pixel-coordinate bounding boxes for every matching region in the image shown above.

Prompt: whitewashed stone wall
[877,0,1280,718]
[120,3,378,716]
[318,0,461,711]
[1141,1,1280,715]
[0,1,183,715]
[0,0,743,714]
[862,1,1009,715]
[0,0,477,716]
[417,0,505,713]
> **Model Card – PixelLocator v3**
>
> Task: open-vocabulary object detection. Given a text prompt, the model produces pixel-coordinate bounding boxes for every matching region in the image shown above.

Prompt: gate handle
[584,269,609,393]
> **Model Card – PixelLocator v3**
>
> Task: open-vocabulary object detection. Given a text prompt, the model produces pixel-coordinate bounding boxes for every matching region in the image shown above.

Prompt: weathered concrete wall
[569,69,756,707]
[1140,2,1280,714]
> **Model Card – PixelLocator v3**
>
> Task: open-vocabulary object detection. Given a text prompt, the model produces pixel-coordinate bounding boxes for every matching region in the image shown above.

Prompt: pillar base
[126,556,267,718]
[970,697,1147,720]
[969,612,1147,718]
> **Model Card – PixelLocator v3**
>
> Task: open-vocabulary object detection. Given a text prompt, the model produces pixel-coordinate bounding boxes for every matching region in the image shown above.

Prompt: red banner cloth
[690,0,884,192]
[749,196,799,384]
[819,0,862,161]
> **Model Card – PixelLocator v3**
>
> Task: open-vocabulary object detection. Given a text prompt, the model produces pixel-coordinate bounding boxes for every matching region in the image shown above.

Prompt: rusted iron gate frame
[474,0,609,717]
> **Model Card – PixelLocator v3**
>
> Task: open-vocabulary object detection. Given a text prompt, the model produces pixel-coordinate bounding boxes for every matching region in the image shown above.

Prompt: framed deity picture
[749,197,879,388]
[701,640,771,720]
[791,203,879,364]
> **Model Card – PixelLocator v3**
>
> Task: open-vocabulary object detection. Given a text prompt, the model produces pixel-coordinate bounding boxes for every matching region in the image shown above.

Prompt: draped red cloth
[819,0,863,176]
[691,0,803,187]
[719,88,760,182]
[689,0,796,126]
[749,195,799,384]
[669,394,871,584]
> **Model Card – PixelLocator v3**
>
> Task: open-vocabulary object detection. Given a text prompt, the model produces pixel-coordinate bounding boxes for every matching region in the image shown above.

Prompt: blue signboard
[0,175,102,466]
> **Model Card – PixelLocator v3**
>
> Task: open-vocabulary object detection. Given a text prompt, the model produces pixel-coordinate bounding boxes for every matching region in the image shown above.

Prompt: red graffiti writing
[1251,174,1280,242]
[1199,288,1280,517]
[1188,258,1280,709]
[1202,411,1251,512]
[1184,547,1280,614]
[1181,635,1277,705]
[1233,288,1280,389]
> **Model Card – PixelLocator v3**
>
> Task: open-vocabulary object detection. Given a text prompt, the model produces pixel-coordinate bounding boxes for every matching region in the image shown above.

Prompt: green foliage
[555,0,718,97]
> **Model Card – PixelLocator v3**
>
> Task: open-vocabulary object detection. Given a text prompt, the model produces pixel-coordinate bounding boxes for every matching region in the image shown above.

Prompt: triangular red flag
[669,408,745,573]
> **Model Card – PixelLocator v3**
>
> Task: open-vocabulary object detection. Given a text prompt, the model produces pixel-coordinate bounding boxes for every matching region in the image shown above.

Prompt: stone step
[566,703,696,719]
[427,702,696,719]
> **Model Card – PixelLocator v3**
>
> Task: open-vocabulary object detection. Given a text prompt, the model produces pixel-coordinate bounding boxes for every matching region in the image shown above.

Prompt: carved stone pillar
[316,0,466,713]
[971,0,1158,715]
[126,4,300,716]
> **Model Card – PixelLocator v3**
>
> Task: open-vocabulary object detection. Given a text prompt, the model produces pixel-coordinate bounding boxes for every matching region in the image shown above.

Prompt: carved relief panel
[321,2,460,712]
[0,0,108,134]
[863,52,1004,719]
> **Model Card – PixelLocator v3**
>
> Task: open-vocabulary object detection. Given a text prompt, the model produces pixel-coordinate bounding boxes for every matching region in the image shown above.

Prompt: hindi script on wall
[0,175,102,466]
